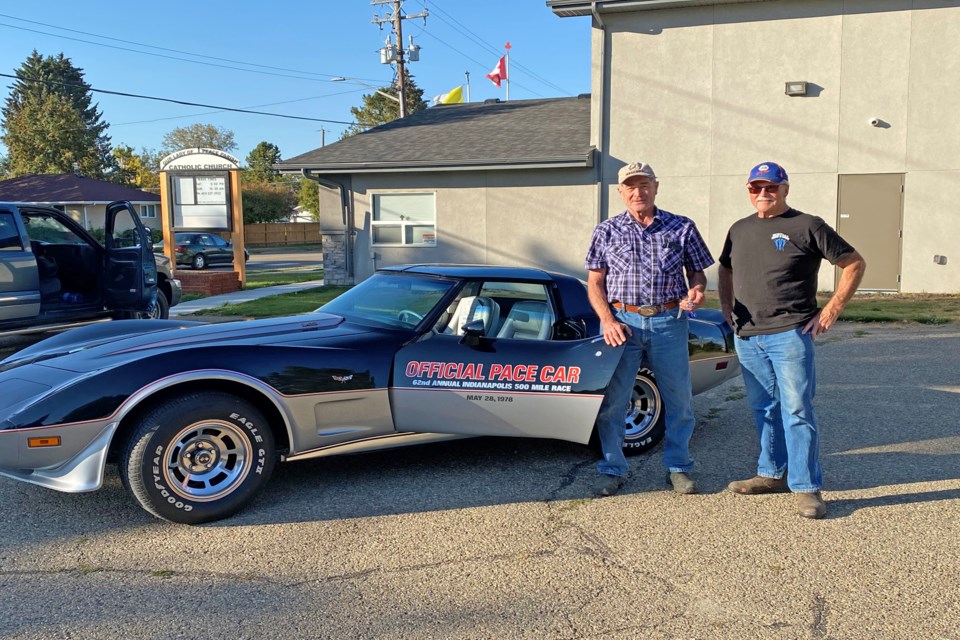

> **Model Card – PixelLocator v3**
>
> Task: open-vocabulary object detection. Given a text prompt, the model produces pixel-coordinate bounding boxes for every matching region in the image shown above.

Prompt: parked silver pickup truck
[0,200,181,336]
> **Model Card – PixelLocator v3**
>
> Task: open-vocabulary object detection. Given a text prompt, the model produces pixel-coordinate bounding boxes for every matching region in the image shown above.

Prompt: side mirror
[554,318,587,341]
[459,319,486,347]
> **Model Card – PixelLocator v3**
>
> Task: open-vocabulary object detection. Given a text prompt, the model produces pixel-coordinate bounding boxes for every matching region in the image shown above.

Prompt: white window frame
[371,192,436,247]
[139,204,158,219]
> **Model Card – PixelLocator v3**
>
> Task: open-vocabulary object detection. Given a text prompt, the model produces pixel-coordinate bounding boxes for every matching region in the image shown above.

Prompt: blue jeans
[734,328,822,493]
[596,309,696,477]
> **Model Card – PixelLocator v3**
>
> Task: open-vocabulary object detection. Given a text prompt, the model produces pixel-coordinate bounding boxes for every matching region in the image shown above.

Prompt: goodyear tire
[622,369,665,456]
[120,392,276,524]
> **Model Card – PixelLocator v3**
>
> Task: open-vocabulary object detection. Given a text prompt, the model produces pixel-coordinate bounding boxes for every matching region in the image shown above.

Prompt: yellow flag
[434,85,464,105]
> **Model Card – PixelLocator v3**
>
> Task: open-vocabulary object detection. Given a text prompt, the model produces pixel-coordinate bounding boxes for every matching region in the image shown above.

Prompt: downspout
[592,1,609,225]
[301,169,354,279]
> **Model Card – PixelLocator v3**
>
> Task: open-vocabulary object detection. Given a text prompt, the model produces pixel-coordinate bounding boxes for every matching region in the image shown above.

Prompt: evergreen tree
[245,141,282,183]
[1,50,113,177]
[343,74,428,138]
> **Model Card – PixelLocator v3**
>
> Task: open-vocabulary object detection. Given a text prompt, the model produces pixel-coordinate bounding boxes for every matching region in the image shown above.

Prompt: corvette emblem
[332,374,354,383]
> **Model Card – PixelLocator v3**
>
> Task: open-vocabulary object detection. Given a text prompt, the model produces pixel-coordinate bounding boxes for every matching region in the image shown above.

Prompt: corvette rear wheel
[121,392,276,524]
[623,369,665,456]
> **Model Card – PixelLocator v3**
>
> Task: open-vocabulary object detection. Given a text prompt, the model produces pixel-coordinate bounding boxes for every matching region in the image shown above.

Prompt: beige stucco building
[282,0,959,294]
[551,0,960,293]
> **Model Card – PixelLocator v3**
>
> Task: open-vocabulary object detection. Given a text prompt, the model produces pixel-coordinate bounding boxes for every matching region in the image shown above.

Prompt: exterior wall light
[785,81,808,96]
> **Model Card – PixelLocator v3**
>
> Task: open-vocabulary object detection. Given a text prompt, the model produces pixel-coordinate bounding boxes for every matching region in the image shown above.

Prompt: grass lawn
[193,282,960,325]
[195,286,350,317]
[700,292,960,325]
[244,269,324,290]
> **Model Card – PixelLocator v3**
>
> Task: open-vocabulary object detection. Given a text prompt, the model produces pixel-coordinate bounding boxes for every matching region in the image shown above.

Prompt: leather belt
[612,301,679,317]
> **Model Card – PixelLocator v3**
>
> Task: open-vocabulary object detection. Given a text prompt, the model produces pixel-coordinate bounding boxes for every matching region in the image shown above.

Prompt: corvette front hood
[0,313,365,374]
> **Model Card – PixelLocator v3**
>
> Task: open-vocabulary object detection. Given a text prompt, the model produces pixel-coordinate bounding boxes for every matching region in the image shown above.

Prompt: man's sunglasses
[747,184,781,194]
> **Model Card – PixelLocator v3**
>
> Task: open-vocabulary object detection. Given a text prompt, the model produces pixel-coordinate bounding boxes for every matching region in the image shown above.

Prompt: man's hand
[601,318,631,346]
[681,285,705,312]
[803,304,839,337]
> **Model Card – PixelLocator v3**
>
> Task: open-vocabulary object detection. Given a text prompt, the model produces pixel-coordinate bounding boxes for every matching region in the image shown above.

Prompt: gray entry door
[837,174,903,291]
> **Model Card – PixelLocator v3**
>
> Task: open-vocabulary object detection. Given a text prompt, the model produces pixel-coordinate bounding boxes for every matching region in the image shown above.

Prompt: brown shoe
[796,492,827,519]
[727,475,789,495]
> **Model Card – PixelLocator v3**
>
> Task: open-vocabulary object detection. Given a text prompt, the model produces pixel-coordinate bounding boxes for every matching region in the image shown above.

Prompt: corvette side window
[476,282,557,341]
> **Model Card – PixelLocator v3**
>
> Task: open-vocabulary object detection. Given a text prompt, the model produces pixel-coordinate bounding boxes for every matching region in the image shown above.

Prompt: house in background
[548,0,960,294]
[277,96,595,285]
[0,173,160,231]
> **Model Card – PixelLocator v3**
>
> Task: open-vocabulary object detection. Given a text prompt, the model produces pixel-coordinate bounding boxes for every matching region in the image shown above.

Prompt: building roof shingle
[279,96,593,174]
[0,173,160,203]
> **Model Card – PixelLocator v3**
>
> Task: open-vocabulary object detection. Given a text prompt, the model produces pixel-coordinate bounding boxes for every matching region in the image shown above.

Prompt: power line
[0,73,356,125]
[0,17,386,85]
[413,0,575,96]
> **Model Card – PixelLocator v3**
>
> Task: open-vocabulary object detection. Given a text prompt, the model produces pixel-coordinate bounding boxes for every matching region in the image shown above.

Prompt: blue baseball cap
[747,162,789,184]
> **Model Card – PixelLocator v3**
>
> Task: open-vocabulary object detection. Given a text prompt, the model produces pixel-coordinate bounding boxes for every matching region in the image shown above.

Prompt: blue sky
[0,1,592,164]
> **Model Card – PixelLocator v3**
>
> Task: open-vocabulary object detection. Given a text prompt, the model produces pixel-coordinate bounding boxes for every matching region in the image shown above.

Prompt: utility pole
[372,0,427,118]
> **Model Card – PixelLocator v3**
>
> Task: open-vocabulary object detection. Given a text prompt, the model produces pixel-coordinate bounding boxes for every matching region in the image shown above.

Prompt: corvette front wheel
[120,392,276,524]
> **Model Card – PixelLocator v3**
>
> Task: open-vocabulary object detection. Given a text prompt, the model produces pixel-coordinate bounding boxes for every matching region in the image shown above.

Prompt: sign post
[158,148,245,286]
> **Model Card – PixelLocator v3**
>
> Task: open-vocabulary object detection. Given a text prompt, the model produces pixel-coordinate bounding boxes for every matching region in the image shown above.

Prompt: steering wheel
[397,309,424,327]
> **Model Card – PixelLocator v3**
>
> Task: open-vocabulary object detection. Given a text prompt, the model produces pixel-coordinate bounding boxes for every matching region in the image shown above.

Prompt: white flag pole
[465,71,471,103]
[504,41,511,101]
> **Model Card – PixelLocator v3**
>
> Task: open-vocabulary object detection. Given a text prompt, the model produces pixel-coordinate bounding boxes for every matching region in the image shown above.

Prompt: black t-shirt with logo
[719,209,856,336]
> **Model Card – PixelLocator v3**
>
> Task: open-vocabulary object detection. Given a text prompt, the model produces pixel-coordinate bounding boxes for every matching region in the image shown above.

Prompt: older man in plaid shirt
[585,161,714,497]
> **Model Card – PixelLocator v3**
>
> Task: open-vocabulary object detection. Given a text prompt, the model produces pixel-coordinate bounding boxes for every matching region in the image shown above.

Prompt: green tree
[244,141,281,183]
[242,181,296,224]
[161,123,237,155]
[109,144,160,191]
[343,74,428,137]
[298,178,320,222]
[1,50,113,177]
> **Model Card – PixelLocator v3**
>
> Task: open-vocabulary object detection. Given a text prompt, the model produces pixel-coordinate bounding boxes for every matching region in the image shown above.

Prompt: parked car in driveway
[0,201,181,336]
[154,232,249,270]
[0,264,738,524]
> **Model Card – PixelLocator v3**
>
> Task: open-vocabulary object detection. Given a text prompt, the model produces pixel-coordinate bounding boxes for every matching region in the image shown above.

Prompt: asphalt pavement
[1,322,958,639]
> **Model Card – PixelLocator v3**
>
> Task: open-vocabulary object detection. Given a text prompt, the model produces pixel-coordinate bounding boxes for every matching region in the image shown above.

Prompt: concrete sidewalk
[169,279,325,317]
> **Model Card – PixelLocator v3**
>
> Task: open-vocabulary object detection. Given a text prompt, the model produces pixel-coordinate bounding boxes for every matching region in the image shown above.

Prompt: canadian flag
[486,56,507,88]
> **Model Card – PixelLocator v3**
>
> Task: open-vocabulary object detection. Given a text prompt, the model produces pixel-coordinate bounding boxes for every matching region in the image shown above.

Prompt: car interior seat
[495,301,556,340]
[444,295,501,336]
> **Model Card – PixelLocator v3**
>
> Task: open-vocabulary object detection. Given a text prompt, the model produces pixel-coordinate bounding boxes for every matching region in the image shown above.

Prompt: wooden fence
[221,222,321,247]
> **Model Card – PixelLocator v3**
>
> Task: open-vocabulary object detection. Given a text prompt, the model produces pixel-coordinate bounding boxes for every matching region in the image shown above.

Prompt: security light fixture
[785,81,808,97]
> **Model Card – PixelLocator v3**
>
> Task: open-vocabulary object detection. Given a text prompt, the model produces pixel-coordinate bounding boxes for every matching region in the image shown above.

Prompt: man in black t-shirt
[718,162,866,519]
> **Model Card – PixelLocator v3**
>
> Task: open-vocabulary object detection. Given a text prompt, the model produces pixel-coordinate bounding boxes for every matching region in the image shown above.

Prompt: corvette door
[391,333,623,445]
[104,201,158,312]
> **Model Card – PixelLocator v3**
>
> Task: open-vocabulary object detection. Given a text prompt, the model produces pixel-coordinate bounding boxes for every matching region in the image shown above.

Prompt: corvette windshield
[318,273,454,329]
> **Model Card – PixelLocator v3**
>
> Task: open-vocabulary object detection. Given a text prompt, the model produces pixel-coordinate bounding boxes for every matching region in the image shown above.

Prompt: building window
[139,204,158,218]
[372,193,436,247]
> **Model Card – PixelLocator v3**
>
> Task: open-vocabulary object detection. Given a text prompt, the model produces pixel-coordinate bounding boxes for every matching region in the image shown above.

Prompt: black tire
[120,392,276,524]
[192,253,206,270]
[113,289,169,320]
[153,289,170,319]
[622,369,665,456]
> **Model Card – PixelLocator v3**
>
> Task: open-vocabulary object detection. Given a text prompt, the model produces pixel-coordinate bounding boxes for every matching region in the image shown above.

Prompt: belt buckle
[638,305,657,317]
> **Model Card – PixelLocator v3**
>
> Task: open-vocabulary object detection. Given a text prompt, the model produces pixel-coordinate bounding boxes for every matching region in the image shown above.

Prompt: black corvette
[0,265,739,524]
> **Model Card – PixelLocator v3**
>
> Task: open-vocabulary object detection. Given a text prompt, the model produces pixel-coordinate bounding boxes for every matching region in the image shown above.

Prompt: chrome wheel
[163,421,252,501]
[623,369,665,455]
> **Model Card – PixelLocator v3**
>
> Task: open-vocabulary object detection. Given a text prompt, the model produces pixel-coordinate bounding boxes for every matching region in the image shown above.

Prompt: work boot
[666,472,698,495]
[727,475,789,495]
[796,492,827,519]
[594,474,626,497]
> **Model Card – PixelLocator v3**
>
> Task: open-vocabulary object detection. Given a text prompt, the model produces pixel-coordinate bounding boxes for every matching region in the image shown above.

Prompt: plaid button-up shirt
[585,208,714,306]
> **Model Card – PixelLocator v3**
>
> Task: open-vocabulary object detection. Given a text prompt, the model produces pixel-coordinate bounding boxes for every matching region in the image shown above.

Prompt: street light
[331,77,400,104]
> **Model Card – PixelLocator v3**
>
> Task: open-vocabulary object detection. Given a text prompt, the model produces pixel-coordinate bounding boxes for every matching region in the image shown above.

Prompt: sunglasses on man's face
[747,183,781,195]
